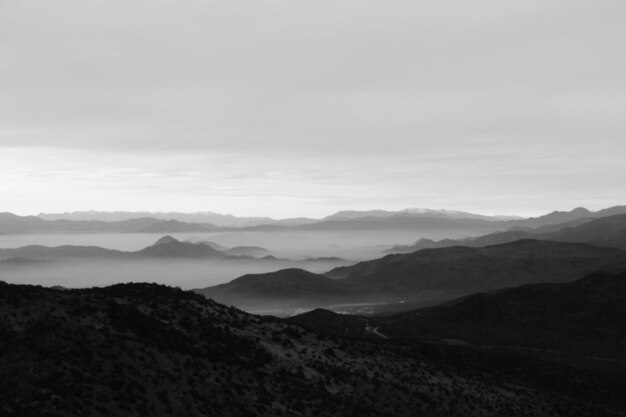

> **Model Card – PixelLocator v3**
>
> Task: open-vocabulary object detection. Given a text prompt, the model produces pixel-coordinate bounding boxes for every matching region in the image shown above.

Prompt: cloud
[0,0,625,216]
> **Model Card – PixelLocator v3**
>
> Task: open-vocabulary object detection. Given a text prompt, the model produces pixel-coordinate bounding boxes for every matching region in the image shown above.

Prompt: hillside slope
[199,240,626,311]
[1,282,624,417]
[292,271,626,360]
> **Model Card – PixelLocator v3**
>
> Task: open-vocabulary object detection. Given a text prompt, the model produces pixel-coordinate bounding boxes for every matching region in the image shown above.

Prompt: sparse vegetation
[0,281,624,417]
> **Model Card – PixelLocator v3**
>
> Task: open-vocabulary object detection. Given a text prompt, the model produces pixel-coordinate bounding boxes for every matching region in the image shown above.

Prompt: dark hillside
[1,281,623,416]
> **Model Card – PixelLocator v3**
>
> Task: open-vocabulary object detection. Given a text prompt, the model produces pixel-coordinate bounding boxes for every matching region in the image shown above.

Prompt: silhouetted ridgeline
[0,237,225,260]
[0,212,217,234]
[198,239,626,311]
[24,205,626,234]
[387,212,626,253]
[1,281,624,416]
[290,271,626,360]
[0,237,351,271]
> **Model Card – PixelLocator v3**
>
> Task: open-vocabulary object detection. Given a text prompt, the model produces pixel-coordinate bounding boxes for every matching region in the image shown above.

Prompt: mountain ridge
[290,270,626,360]
[198,239,626,312]
[387,213,626,253]
[0,212,217,234]
[2,205,624,234]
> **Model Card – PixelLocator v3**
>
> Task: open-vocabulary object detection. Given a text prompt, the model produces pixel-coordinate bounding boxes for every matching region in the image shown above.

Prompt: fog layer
[0,228,489,260]
[0,258,349,290]
[0,227,495,289]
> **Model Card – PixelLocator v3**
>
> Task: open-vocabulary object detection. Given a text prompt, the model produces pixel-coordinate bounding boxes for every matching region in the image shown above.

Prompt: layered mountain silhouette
[7,205,626,235]
[322,208,522,222]
[187,241,272,257]
[198,240,626,310]
[508,205,626,229]
[37,210,282,227]
[290,270,626,360]
[0,236,346,270]
[36,208,519,228]
[0,236,223,260]
[507,206,596,229]
[244,214,510,233]
[0,245,128,259]
[222,246,271,257]
[1,210,509,235]
[0,212,216,234]
[387,213,626,253]
[1,281,624,417]
[135,238,226,259]
[202,269,349,309]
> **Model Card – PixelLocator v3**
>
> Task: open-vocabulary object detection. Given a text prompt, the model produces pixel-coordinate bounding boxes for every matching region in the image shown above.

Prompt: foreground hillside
[291,271,626,360]
[1,282,623,416]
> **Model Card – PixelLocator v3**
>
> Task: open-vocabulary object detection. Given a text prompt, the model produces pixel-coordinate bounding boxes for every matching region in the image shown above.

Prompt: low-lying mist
[0,227,488,260]
[0,258,349,290]
[0,226,497,291]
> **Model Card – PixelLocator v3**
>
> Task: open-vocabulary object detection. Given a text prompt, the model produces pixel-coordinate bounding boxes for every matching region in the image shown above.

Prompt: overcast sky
[1,0,625,218]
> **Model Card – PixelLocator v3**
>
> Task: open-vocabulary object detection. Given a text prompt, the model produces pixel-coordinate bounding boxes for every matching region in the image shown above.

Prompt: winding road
[366,325,389,339]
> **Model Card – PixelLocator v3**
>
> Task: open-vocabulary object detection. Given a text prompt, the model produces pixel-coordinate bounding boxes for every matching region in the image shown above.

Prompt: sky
[1,0,625,218]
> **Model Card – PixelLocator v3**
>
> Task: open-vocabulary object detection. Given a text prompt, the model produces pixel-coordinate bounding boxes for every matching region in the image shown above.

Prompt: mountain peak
[153,235,179,245]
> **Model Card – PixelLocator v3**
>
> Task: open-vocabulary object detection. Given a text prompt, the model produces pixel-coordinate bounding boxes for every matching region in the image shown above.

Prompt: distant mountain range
[508,205,626,229]
[4,210,509,234]
[36,208,522,226]
[0,212,217,234]
[198,239,626,311]
[2,281,624,416]
[323,208,522,221]
[245,215,508,233]
[387,212,626,253]
[2,205,623,234]
[199,212,626,312]
[36,210,314,227]
[0,236,348,271]
[0,236,223,260]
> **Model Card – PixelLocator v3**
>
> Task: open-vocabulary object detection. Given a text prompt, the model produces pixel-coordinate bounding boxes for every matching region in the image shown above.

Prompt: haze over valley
[3,1,626,415]
[0,207,535,290]
[3,206,626,416]
[2,206,626,308]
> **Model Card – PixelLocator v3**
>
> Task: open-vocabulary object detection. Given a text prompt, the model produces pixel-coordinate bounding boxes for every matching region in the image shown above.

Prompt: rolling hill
[201,269,348,310]
[290,270,626,360]
[134,239,225,259]
[0,237,225,260]
[198,240,626,311]
[1,281,624,417]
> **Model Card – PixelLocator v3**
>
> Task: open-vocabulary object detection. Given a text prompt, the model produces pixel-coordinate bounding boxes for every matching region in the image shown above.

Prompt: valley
[1,206,626,417]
